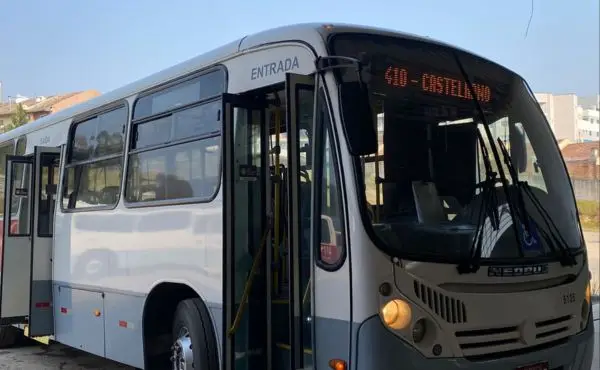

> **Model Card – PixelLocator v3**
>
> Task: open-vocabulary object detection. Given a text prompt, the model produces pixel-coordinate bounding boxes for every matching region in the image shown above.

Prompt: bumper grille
[454,315,575,357]
[535,315,571,339]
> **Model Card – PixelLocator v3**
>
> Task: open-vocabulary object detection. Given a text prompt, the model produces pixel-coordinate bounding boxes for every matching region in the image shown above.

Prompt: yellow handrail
[228,226,270,337]
[302,277,311,305]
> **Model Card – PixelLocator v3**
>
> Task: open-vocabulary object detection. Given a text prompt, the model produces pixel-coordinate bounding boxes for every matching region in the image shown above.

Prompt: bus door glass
[0,141,16,256]
[223,92,269,370]
[283,73,315,370]
[29,146,61,337]
[222,72,317,370]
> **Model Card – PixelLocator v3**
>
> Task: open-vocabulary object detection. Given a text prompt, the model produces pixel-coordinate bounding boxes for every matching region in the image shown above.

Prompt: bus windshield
[329,33,583,264]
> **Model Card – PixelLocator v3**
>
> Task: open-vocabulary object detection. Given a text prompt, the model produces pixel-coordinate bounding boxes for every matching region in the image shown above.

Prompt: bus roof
[0,22,518,144]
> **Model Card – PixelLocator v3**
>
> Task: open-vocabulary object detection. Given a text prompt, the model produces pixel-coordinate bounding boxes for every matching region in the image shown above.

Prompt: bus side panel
[104,291,145,369]
[53,285,105,357]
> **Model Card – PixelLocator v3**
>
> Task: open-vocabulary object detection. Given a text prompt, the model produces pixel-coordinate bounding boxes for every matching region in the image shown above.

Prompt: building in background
[0,90,100,133]
[535,93,600,142]
[560,140,600,201]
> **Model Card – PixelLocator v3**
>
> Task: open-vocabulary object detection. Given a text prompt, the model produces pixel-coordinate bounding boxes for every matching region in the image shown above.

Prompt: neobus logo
[487,264,549,277]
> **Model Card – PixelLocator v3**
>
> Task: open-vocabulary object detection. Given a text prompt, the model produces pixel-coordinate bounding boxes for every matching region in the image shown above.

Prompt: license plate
[516,362,549,370]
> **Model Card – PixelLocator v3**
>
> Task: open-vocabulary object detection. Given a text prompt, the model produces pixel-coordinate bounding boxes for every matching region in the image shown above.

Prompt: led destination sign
[383,65,492,104]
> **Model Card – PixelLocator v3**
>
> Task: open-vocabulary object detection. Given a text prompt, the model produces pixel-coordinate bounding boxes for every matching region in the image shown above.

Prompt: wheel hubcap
[171,327,193,370]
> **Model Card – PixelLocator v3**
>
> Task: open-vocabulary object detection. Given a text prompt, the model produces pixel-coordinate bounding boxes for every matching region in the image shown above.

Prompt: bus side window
[0,142,15,227]
[125,90,222,205]
[62,105,127,211]
[315,95,346,269]
[38,157,60,237]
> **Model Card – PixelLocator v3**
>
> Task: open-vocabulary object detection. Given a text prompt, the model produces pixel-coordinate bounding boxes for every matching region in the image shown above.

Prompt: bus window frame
[0,140,17,223]
[60,101,129,214]
[6,158,33,237]
[123,65,228,209]
[15,136,27,156]
[37,152,60,238]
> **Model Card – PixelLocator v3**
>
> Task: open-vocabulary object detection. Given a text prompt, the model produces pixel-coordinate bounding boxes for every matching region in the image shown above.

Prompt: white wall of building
[534,93,599,142]
[577,106,600,141]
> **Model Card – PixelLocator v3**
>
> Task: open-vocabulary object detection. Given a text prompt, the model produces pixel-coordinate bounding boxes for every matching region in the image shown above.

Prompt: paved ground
[0,341,135,369]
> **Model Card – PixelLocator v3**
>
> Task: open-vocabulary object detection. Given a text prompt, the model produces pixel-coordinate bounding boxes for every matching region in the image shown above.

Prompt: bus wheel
[0,326,20,348]
[170,298,217,370]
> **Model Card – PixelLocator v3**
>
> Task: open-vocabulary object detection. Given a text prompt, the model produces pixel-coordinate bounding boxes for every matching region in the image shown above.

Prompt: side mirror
[339,82,377,156]
[320,215,341,265]
[510,122,528,173]
[320,215,336,244]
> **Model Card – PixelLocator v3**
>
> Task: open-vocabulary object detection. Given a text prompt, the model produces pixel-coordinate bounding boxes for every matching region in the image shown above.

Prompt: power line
[524,0,534,38]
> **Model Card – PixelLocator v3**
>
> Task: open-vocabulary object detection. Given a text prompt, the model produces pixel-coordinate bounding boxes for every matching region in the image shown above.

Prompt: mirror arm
[315,56,362,74]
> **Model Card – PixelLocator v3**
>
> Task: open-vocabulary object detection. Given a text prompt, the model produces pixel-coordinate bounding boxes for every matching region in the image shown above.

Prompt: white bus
[0,23,594,370]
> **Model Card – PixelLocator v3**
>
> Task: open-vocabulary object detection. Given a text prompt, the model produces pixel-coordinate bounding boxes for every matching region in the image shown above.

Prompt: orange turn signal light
[328,359,347,370]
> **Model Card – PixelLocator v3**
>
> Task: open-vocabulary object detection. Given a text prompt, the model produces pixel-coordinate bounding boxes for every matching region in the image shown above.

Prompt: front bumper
[355,313,595,370]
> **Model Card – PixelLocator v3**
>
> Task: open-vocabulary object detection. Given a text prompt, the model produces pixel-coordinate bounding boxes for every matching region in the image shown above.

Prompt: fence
[571,178,600,201]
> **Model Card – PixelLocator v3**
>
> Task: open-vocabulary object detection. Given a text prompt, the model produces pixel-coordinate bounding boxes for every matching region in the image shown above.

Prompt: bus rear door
[0,146,60,337]
[28,146,61,337]
[1,154,34,325]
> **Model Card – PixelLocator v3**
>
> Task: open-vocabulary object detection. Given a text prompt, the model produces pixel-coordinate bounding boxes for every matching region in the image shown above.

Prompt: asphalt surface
[0,342,134,369]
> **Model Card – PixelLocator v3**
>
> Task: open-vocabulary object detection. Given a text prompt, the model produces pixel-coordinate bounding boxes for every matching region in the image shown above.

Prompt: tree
[10,103,29,130]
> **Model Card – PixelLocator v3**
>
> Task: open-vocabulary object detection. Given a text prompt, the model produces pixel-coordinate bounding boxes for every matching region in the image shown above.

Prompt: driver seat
[411,180,447,225]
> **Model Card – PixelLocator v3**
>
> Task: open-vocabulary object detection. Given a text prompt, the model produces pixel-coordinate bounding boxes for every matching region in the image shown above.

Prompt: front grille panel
[413,280,467,324]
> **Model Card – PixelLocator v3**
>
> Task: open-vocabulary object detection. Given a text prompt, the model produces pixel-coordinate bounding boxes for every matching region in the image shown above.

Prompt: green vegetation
[577,199,600,231]
[10,103,29,130]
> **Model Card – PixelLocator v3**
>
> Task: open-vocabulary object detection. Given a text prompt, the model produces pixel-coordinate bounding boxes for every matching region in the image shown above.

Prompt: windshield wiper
[457,130,500,274]
[496,139,577,266]
[451,52,525,274]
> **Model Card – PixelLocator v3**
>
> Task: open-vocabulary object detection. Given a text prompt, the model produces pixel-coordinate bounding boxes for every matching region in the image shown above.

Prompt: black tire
[172,298,218,370]
[0,326,20,348]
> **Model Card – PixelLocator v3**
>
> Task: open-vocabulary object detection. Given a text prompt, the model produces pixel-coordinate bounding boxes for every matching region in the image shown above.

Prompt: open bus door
[28,146,61,336]
[222,72,318,370]
[222,92,268,370]
[1,155,34,325]
[0,147,60,337]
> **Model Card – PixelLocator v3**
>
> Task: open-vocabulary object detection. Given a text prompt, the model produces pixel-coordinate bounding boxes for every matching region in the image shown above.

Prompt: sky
[0,0,598,100]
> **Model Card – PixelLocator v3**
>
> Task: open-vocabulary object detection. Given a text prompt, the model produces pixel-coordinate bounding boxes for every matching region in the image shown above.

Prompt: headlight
[381,299,412,330]
[580,280,592,330]
[584,281,591,306]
